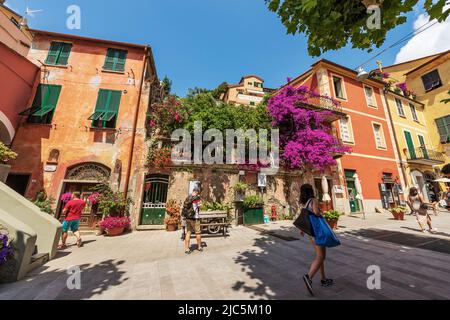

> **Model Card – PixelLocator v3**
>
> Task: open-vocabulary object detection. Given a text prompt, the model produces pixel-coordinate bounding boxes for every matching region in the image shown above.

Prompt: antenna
[25,6,43,18]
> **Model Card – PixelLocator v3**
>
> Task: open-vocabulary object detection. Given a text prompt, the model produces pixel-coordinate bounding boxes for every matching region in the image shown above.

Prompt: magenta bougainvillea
[267,84,351,171]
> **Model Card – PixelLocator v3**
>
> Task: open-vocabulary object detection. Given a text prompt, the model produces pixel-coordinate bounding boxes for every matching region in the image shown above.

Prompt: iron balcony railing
[296,94,343,114]
[406,147,445,163]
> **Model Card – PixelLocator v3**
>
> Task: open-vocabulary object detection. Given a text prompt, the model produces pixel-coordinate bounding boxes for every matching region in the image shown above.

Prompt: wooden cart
[199,211,229,236]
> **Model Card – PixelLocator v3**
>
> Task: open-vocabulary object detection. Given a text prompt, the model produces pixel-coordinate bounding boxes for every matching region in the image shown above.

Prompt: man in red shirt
[59,192,86,249]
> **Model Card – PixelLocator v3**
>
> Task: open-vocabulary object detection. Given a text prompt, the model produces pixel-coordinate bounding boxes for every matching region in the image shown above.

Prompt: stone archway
[0,111,15,145]
[65,162,111,182]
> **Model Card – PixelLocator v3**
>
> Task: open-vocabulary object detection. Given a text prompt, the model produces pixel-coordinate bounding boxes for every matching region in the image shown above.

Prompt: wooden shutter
[58,43,72,65]
[100,90,122,121]
[115,50,127,72]
[32,85,61,116]
[103,49,115,70]
[45,42,61,65]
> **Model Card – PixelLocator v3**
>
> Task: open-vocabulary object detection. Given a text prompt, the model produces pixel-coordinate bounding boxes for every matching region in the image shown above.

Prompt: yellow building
[382,50,450,198]
[220,75,273,106]
[384,89,445,201]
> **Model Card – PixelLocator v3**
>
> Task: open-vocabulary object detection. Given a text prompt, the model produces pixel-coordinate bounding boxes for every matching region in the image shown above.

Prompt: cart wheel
[208,220,221,234]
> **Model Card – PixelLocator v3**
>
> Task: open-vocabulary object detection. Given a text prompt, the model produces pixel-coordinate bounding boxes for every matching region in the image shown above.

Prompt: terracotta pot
[106,227,124,237]
[166,224,178,232]
[326,219,339,230]
[0,163,11,183]
[391,211,405,221]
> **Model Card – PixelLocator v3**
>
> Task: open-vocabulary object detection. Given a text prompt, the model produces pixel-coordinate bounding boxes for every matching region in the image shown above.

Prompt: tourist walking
[407,187,437,233]
[181,187,203,254]
[59,192,86,249]
[295,184,341,297]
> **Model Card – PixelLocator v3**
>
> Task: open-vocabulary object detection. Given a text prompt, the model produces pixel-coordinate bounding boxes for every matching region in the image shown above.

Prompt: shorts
[62,220,81,233]
[186,219,201,235]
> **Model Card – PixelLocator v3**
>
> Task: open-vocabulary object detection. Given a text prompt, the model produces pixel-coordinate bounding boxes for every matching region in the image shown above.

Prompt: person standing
[182,187,203,254]
[59,192,86,249]
[299,184,340,296]
[407,187,437,233]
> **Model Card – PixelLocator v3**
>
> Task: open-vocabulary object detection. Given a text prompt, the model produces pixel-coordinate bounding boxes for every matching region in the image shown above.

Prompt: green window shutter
[104,49,116,71]
[31,85,44,109]
[99,90,122,121]
[115,50,127,72]
[31,85,61,116]
[45,42,61,65]
[45,85,62,109]
[58,43,72,65]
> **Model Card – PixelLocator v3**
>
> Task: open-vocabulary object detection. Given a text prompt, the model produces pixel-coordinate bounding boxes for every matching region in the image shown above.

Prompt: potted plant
[60,192,73,204]
[323,210,341,230]
[0,142,17,183]
[164,199,181,232]
[32,191,56,216]
[232,182,248,202]
[99,216,131,236]
[390,206,407,221]
[242,195,264,225]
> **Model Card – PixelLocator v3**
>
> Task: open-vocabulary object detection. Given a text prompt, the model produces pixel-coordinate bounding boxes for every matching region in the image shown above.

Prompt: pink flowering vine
[267,84,351,171]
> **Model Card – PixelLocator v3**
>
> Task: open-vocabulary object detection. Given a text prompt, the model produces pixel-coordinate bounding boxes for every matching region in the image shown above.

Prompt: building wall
[405,56,450,162]
[313,66,402,211]
[0,7,32,57]
[223,76,265,106]
[0,41,40,144]
[9,33,153,227]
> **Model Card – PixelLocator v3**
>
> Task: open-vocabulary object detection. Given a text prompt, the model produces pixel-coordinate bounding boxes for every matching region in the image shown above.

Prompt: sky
[4,0,450,96]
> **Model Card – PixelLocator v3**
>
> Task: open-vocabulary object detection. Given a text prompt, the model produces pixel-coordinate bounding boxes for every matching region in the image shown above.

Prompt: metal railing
[297,94,343,114]
[406,147,445,163]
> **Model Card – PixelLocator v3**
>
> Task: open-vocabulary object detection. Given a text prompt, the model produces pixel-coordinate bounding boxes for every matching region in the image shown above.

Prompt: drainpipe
[382,91,409,192]
[124,46,149,198]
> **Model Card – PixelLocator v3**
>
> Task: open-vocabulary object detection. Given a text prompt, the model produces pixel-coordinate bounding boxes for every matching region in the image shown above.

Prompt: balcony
[296,94,346,122]
[406,147,445,165]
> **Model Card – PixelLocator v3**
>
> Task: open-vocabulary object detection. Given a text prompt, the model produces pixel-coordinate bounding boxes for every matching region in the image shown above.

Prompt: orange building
[287,60,404,213]
[8,29,158,229]
[220,75,274,106]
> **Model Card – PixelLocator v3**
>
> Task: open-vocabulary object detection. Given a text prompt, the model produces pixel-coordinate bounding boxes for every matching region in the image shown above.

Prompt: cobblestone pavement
[1,211,450,300]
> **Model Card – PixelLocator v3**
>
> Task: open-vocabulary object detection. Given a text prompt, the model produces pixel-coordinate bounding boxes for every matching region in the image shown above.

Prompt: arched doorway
[140,174,169,225]
[58,163,111,228]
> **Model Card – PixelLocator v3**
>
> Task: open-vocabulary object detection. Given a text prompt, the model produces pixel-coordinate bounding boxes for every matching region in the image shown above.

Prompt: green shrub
[323,210,341,221]
[243,195,263,209]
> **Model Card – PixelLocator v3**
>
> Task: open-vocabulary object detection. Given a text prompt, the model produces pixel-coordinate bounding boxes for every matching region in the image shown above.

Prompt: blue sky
[5,0,445,97]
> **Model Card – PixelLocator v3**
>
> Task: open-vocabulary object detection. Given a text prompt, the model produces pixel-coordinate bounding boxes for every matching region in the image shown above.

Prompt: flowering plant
[164,199,181,225]
[99,216,131,230]
[148,95,189,136]
[0,142,17,164]
[267,84,351,171]
[147,146,173,168]
[0,227,13,265]
[397,82,408,93]
[88,192,101,205]
[60,192,72,204]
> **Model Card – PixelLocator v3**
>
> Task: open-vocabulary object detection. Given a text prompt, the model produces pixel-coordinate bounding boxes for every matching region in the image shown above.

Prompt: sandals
[302,274,314,296]
[185,249,192,255]
[58,244,67,250]
[76,239,83,248]
[321,279,334,287]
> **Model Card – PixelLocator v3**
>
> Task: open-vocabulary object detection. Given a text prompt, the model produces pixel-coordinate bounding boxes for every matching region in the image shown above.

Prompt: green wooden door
[404,131,416,159]
[418,135,428,159]
[345,170,360,213]
[140,175,169,225]
[244,208,264,225]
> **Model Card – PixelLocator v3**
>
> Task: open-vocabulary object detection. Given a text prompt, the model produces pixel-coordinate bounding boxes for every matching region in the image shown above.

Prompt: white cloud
[395,8,450,64]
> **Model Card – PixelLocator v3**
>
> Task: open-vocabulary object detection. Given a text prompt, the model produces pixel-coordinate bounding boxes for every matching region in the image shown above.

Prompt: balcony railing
[406,147,445,164]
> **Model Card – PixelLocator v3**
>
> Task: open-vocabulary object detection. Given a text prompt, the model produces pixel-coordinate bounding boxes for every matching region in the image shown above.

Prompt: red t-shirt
[64,199,86,221]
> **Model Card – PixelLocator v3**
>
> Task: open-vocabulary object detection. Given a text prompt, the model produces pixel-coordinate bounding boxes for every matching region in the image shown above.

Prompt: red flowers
[99,216,131,230]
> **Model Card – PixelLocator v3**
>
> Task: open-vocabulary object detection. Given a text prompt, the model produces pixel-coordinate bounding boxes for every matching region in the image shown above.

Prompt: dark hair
[300,184,315,205]
[409,187,418,197]
[72,191,81,198]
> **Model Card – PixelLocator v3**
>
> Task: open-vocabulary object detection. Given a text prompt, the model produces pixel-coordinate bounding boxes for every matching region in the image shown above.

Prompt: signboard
[333,185,344,194]
[44,164,57,172]
[258,173,267,188]
[188,181,201,196]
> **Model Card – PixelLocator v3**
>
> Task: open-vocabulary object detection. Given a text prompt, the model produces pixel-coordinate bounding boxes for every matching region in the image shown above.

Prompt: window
[103,48,127,72]
[409,103,419,122]
[332,76,345,99]
[10,17,20,28]
[339,117,353,143]
[436,115,450,144]
[20,84,62,124]
[364,86,376,107]
[254,82,263,88]
[395,98,405,117]
[249,101,256,106]
[45,42,72,66]
[372,123,386,149]
[421,69,442,92]
[89,89,122,129]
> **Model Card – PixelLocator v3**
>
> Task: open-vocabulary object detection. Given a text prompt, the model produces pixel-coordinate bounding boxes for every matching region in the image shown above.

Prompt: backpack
[181,196,196,219]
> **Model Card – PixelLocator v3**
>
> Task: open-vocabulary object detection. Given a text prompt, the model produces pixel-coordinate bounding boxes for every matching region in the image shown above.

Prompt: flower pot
[391,211,405,221]
[0,164,11,183]
[326,219,339,230]
[106,227,124,237]
[166,223,178,232]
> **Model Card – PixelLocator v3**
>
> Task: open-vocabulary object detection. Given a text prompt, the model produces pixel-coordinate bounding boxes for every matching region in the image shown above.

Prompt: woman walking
[298,184,340,296]
[407,187,437,233]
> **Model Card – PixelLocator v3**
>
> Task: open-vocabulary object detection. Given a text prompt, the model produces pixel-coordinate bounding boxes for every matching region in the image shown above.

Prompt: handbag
[293,199,315,237]
[309,215,341,248]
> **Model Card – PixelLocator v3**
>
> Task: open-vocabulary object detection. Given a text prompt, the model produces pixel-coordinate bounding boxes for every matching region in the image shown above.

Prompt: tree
[211,82,229,100]
[162,76,172,96]
[265,0,450,56]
